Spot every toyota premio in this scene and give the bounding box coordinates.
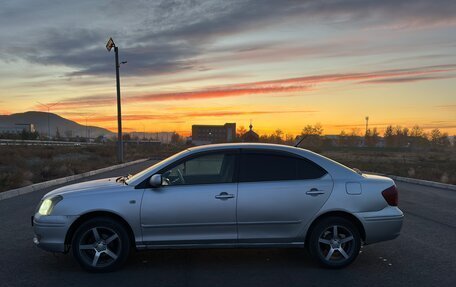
[32,143,403,272]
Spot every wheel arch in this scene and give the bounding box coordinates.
[304,210,366,246]
[64,211,136,251]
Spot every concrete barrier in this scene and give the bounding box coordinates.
[0,159,149,201]
[364,171,456,191]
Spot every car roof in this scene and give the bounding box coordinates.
[186,143,360,179]
[187,142,303,153]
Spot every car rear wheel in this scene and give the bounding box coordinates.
[308,217,361,268]
[71,217,130,272]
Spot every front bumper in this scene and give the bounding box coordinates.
[32,214,76,253]
[355,206,404,244]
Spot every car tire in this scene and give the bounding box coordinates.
[71,217,130,272]
[308,216,361,268]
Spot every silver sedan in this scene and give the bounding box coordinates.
[32,143,403,271]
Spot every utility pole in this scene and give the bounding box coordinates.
[37,101,59,140]
[106,38,125,163]
[365,116,369,134]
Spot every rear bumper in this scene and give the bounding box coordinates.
[32,214,76,253]
[355,206,404,244]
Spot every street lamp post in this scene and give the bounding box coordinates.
[106,37,124,163]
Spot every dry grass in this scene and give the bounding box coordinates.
[321,148,456,185]
[0,143,184,192]
[0,144,454,192]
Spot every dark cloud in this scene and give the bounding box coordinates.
[1,0,455,78]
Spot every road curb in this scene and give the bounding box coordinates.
[0,159,149,201]
[364,171,456,191]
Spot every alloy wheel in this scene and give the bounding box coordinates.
[317,225,355,263]
[78,226,122,268]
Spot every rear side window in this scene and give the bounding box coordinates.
[297,158,327,179]
[239,152,326,182]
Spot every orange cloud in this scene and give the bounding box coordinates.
[243,65,456,86]
[43,64,456,110]
[128,85,311,103]
[33,96,116,111]
[73,109,315,124]
[129,64,456,103]
[359,75,455,84]
[183,109,315,118]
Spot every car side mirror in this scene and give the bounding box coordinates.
[149,174,163,188]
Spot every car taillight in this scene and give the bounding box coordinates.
[382,185,398,206]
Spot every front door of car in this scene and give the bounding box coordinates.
[237,150,333,243]
[140,150,238,244]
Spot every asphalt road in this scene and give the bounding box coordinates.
[0,160,455,287]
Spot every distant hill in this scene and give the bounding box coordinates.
[0,111,113,138]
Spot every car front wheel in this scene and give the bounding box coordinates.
[71,217,130,272]
[308,217,361,268]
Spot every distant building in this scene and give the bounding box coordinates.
[241,122,259,142]
[0,123,35,134]
[192,123,236,145]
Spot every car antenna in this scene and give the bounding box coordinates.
[294,135,307,147]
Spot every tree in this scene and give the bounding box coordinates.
[410,125,425,138]
[343,128,361,147]
[338,130,349,147]
[384,125,395,147]
[302,123,323,137]
[271,129,284,143]
[236,126,247,139]
[430,128,450,147]
[274,129,283,139]
[122,133,131,141]
[430,128,441,144]
[365,128,379,147]
[284,134,294,145]
[409,125,429,149]
[171,132,183,144]
[297,123,324,151]
[395,126,409,147]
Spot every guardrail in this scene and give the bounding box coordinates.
[364,171,456,191]
[0,139,100,146]
[0,158,150,201]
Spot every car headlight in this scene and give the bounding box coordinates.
[38,195,63,215]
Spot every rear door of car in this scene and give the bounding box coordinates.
[237,149,333,243]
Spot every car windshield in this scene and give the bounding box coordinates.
[125,149,189,184]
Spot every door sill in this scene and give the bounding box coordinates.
[136,241,304,250]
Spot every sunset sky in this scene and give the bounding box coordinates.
[0,0,455,136]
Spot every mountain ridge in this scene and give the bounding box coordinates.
[0,111,113,138]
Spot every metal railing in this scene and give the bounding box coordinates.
[0,139,100,146]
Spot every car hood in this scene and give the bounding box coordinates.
[44,177,126,199]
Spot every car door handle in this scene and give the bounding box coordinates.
[215,192,235,200]
[306,188,325,196]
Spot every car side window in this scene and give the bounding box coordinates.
[161,153,236,186]
[239,152,326,182]
[296,158,327,179]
